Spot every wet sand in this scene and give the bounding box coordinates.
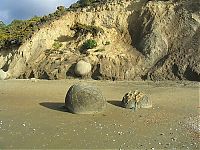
[0,79,199,149]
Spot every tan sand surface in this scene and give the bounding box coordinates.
[0,79,199,149]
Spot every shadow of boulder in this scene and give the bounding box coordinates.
[39,102,71,113]
[107,100,123,108]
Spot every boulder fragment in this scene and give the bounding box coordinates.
[121,90,152,111]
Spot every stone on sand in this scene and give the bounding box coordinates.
[121,90,152,111]
[65,82,106,114]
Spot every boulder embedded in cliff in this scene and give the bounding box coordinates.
[2,0,199,81]
[65,83,106,114]
[0,69,7,80]
[74,60,92,77]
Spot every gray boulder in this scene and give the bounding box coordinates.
[0,69,7,80]
[74,60,92,77]
[121,90,152,111]
[65,83,106,114]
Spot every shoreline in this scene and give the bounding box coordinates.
[0,79,199,149]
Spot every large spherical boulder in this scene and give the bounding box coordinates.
[65,83,106,114]
[0,69,7,80]
[74,60,92,77]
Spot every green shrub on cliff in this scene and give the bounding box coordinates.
[0,21,6,28]
[71,23,104,37]
[80,39,97,53]
[83,39,97,49]
[70,0,104,9]
[79,0,96,6]
[52,41,63,50]
[104,41,110,45]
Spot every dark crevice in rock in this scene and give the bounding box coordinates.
[66,63,76,78]
[39,71,50,80]
[153,54,170,69]
[141,74,148,81]
[111,76,116,81]
[91,64,102,80]
[127,2,146,54]
[172,64,181,80]
[1,63,9,72]
[28,70,35,78]
[184,66,200,81]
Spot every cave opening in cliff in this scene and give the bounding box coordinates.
[172,64,182,80]
[91,64,102,80]
[184,66,200,82]
[40,71,50,80]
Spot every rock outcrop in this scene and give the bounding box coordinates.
[0,69,7,80]
[137,0,200,81]
[0,0,199,81]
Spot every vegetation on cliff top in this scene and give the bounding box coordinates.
[0,16,41,50]
[70,0,106,9]
[0,5,70,50]
[0,0,107,51]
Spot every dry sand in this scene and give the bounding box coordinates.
[0,79,199,149]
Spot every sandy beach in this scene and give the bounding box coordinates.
[0,79,199,149]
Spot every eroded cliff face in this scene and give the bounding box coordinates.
[136,0,200,81]
[0,0,199,81]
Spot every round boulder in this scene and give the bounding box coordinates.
[74,60,92,77]
[65,83,106,114]
[0,69,7,80]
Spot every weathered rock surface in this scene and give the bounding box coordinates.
[65,83,106,114]
[136,0,200,81]
[0,69,7,80]
[121,90,152,111]
[0,0,199,81]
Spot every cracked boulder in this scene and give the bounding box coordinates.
[65,82,106,114]
[121,90,152,111]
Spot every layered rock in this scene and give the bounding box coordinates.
[0,0,199,81]
[137,0,200,81]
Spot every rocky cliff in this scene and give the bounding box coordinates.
[0,0,199,81]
